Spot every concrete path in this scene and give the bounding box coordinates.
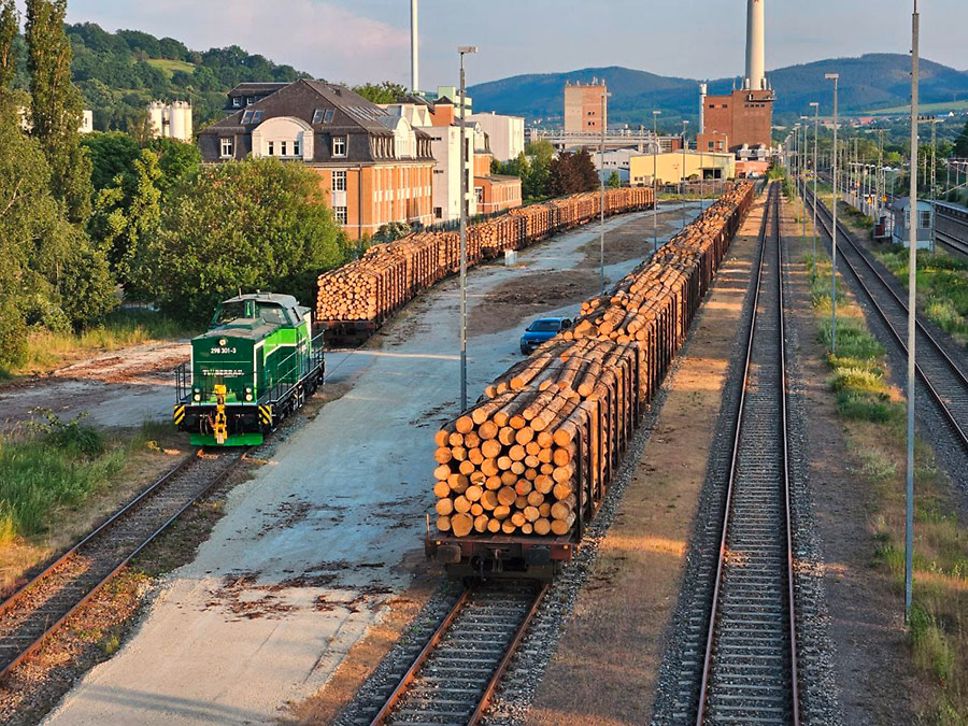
[44,207,699,725]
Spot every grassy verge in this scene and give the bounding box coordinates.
[874,249,968,350]
[3,309,194,379]
[806,253,968,724]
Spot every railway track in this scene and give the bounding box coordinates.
[802,183,968,454]
[369,580,548,725]
[692,183,800,724]
[0,449,245,679]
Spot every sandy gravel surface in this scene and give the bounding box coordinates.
[42,210,697,726]
[0,341,189,431]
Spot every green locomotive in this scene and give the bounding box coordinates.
[174,293,324,446]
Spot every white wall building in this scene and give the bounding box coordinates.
[385,102,483,223]
[19,107,94,134]
[147,101,193,142]
[468,111,524,162]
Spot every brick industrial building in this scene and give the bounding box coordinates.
[701,0,775,155]
[564,79,608,135]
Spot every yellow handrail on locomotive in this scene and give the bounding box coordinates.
[211,384,228,445]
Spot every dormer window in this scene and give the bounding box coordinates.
[232,96,242,108]
[332,135,347,157]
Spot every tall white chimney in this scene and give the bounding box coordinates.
[699,82,707,133]
[410,0,419,94]
[745,0,766,91]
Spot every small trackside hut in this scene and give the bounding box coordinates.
[174,293,324,446]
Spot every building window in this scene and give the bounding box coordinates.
[312,109,324,124]
[293,139,301,156]
[332,170,346,192]
[334,206,347,224]
[232,97,242,108]
[324,109,335,124]
[919,210,931,229]
[281,141,288,156]
[434,207,442,219]
[267,141,274,156]
[220,137,233,158]
[333,135,347,157]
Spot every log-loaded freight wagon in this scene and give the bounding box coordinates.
[173,293,324,446]
[317,187,655,345]
[425,182,755,580]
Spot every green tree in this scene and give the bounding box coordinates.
[0,0,16,98]
[954,120,968,159]
[523,139,554,200]
[148,137,201,197]
[26,0,93,224]
[90,148,161,288]
[81,130,140,190]
[139,158,348,323]
[352,81,409,104]
[607,171,621,188]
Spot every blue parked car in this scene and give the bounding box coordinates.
[519,317,572,354]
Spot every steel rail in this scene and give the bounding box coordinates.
[696,184,800,724]
[370,582,548,726]
[804,182,968,453]
[0,449,246,679]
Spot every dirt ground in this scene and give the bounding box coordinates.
[469,207,690,337]
[781,200,919,724]
[524,195,767,725]
[574,207,684,268]
[0,340,189,433]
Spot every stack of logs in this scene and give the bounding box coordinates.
[317,187,655,327]
[433,181,756,538]
[433,338,638,538]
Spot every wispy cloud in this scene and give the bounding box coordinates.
[62,0,410,84]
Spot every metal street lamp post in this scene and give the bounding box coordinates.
[599,91,611,293]
[458,45,477,412]
[681,120,688,229]
[904,0,920,625]
[810,101,820,260]
[825,72,840,354]
[653,110,661,255]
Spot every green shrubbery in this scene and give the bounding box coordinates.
[876,249,968,348]
[0,414,123,543]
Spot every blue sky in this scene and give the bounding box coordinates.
[58,1,967,88]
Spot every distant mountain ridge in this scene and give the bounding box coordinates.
[468,54,968,125]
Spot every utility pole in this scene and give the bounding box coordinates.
[811,101,820,259]
[826,72,840,353]
[653,110,661,255]
[457,45,477,412]
[904,0,919,626]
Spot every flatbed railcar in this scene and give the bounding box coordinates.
[174,293,324,446]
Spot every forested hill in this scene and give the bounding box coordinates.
[469,54,968,125]
[11,23,312,132]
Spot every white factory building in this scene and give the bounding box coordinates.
[468,111,525,162]
[147,101,193,142]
